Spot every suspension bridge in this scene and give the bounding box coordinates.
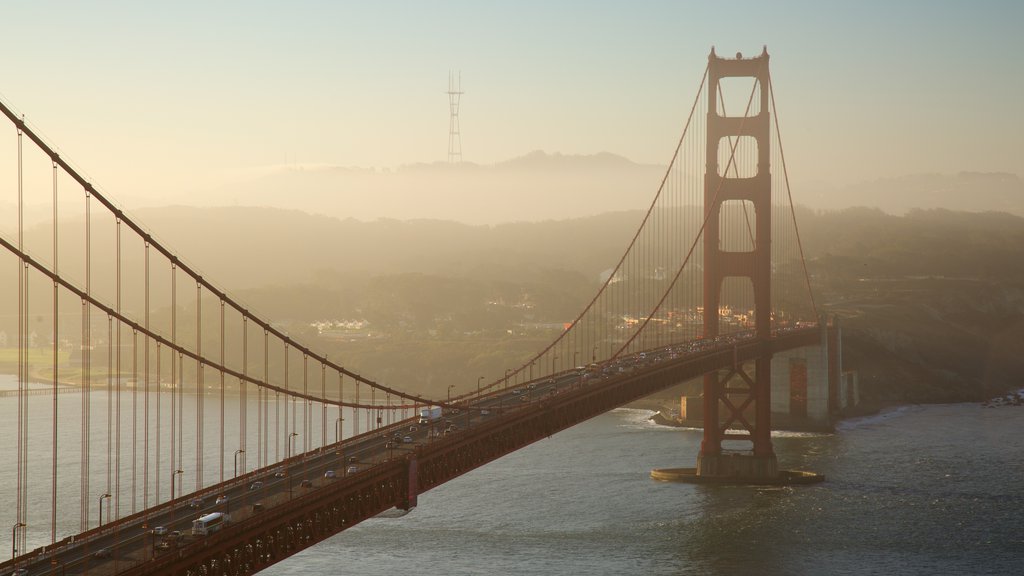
[1,48,830,575]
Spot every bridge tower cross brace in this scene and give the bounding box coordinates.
[697,47,777,479]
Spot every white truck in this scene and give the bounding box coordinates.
[418,406,442,424]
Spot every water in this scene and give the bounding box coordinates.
[2,377,1022,575]
[261,405,1024,576]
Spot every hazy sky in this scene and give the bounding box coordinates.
[2,0,1022,210]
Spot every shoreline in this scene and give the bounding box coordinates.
[629,388,1024,434]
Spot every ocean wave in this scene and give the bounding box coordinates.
[836,405,919,431]
[770,430,830,438]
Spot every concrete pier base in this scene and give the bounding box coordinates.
[697,452,779,478]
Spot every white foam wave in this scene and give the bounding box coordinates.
[836,405,918,431]
[770,430,830,438]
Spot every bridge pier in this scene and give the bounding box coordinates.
[696,452,777,478]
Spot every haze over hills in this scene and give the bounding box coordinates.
[4,152,1020,229]
[205,151,1024,224]
[212,151,667,225]
[803,171,1024,217]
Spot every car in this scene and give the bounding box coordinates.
[511,389,522,395]
[300,479,313,488]
[188,498,203,509]
[452,408,460,415]
[168,530,182,540]
[155,540,171,551]
[348,456,357,463]
[94,547,112,558]
[274,470,286,478]
[527,383,537,389]
[249,481,264,490]
[402,436,413,443]
[346,465,359,474]
[520,395,529,402]
[215,495,229,505]
[480,409,490,416]
[409,425,418,432]
[151,525,168,536]
[385,441,395,448]
[324,470,336,479]
[251,503,264,513]
[11,569,28,576]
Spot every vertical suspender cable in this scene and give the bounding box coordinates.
[178,351,183,484]
[263,329,269,470]
[196,282,202,492]
[155,341,160,504]
[131,328,137,514]
[241,317,248,474]
[81,190,91,531]
[321,362,326,450]
[170,264,176,494]
[51,160,59,543]
[303,354,308,453]
[16,119,25,553]
[219,300,225,485]
[144,242,150,511]
[354,381,360,436]
[22,253,29,553]
[283,344,289,458]
[115,217,122,520]
[106,314,112,522]
[342,373,350,438]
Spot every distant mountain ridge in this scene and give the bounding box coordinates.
[804,171,1023,216]
[217,155,1021,224]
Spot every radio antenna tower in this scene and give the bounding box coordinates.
[447,70,464,163]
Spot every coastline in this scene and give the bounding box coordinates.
[630,388,1024,434]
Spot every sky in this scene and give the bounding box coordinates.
[1,0,1022,212]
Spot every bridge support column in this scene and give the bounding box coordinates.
[652,47,821,486]
[698,47,776,481]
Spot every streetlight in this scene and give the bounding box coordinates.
[476,376,484,403]
[447,384,455,403]
[551,355,559,377]
[504,368,512,390]
[592,345,598,362]
[233,449,245,478]
[98,493,111,527]
[170,469,183,501]
[288,432,299,459]
[11,522,24,559]
[573,351,579,368]
[335,416,344,443]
